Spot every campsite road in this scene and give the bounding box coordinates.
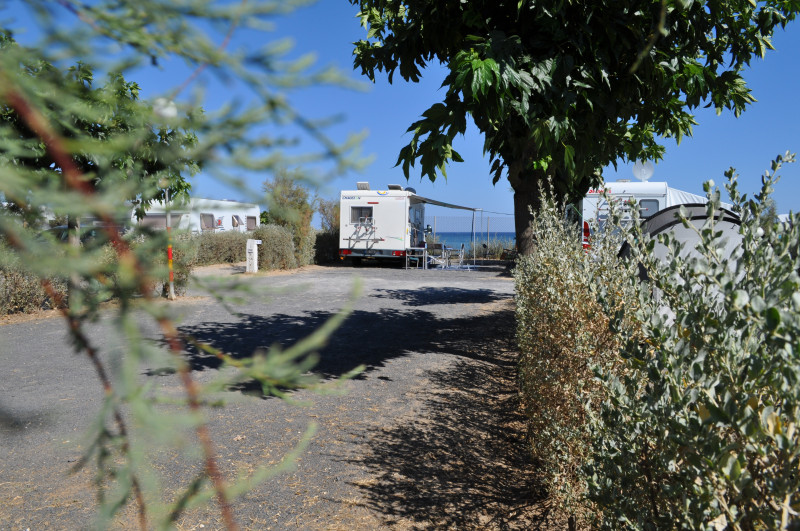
[0,263,545,529]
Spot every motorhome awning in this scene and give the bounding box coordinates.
[411,194,476,211]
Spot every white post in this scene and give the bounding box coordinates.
[246,239,262,273]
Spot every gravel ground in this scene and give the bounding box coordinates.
[0,262,551,530]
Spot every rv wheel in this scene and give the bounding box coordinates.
[351,257,362,267]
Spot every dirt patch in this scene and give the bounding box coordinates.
[192,262,328,278]
[0,307,63,326]
[0,264,328,326]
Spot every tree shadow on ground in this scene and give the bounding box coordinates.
[370,287,504,306]
[151,288,511,394]
[344,308,554,529]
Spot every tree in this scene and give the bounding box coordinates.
[263,169,315,265]
[316,197,340,233]
[0,33,198,226]
[350,0,798,254]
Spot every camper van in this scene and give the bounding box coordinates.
[135,198,260,233]
[339,183,426,264]
[579,180,708,248]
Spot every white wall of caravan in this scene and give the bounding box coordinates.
[134,198,260,233]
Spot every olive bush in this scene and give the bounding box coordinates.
[253,224,297,271]
[587,153,800,530]
[514,187,640,524]
[296,224,317,267]
[194,230,247,265]
[0,240,69,314]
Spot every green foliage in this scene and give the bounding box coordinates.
[0,240,68,314]
[314,228,340,264]
[0,1,363,527]
[316,197,340,233]
[587,153,800,529]
[263,169,315,266]
[136,234,198,296]
[514,185,640,523]
[194,231,248,266]
[253,224,298,271]
[350,0,799,253]
[0,35,198,223]
[296,222,317,267]
[469,236,515,259]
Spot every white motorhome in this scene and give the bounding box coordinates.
[339,183,425,264]
[339,182,475,265]
[579,180,708,248]
[135,197,260,233]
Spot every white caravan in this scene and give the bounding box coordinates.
[339,182,474,264]
[578,180,709,248]
[135,197,260,233]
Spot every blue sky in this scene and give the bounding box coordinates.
[5,2,800,220]
[248,2,800,217]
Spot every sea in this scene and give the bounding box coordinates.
[431,231,516,250]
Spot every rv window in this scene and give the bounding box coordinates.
[232,215,243,227]
[639,199,659,218]
[200,213,215,231]
[351,206,373,223]
[246,216,257,230]
[139,214,167,229]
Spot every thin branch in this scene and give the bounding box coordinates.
[169,0,247,100]
[0,229,148,531]
[629,0,668,75]
[0,73,238,529]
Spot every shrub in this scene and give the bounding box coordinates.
[514,188,639,524]
[469,236,515,259]
[587,154,800,529]
[0,242,69,315]
[121,232,198,297]
[194,230,248,266]
[314,229,339,264]
[296,224,316,267]
[253,224,297,270]
[263,170,315,266]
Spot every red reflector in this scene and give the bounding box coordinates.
[367,201,379,204]
[582,222,591,250]
[392,251,406,257]
[340,249,352,255]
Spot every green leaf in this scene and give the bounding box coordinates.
[765,307,780,331]
[731,290,749,309]
[563,144,575,171]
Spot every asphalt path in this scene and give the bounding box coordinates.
[0,263,545,530]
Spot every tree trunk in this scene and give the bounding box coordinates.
[508,172,544,256]
[68,214,80,310]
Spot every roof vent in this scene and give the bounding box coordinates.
[387,184,403,190]
[405,187,416,194]
[356,182,370,190]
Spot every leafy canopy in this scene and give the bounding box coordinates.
[0,33,198,223]
[351,0,798,202]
